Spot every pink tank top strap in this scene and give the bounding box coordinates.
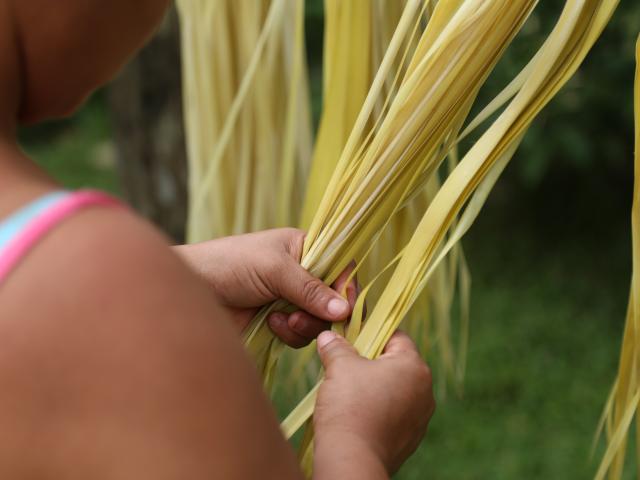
[0,190,123,285]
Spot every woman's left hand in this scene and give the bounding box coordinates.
[174,228,358,348]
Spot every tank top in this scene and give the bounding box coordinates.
[0,190,121,285]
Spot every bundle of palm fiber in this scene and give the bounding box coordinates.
[244,0,536,383]
[177,0,468,391]
[177,0,313,241]
[291,0,468,395]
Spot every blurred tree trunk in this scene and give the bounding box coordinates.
[108,8,188,242]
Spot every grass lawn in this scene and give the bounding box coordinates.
[398,198,630,479]
[22,99,634,479]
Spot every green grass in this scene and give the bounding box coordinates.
[397,172,632,479]
[22,100,634,479]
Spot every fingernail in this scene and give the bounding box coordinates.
[327,297,349,317]
[317,330,338,349]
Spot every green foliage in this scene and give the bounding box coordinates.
[18,95,120,194]
[510,2,638,187]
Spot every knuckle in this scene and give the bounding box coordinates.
[283,228,306,260]
[301,277,325,306]
[419,367,433,390]
[419,363,433,384]
[323,343,356,366]
[406,358,432,385]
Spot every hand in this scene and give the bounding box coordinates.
[174,228,358,348]
[313,331,435,475]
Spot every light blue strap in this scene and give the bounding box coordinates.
[0,191,69,253]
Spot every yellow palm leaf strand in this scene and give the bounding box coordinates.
[299,0,373,229]
[287,0,433,390]
[277,0,311,226]
[596,34,640,480]
[359,141,466,379]
[178,0,312,242]
[177,0,222,241]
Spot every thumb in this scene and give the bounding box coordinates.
[317,331,359,370]
[275,259,351,321]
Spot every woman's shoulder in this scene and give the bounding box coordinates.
[0,203,223,332]
[0,204,291,478]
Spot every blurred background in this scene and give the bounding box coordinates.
[18,2,640,478]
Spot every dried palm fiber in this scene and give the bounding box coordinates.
[282,0,379,392]
[280,0,619,469]
[367,0,470,391]
[299,0,426,229]
[365,5,470,386]
[594,35,640,480]
[177,0,312,241]
[298,0,373,230]
[244,0,538,385]
[282,0,466,395]
[177,0,468,392]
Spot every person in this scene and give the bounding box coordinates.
[0,1,436,478]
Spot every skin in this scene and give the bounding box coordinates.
[175,230,360,347]
[0,1,436,479]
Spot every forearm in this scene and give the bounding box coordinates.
[313,431,388,480]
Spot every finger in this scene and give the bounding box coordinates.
[317,331,360,370]
[287,311,331,339]
[274,258,351,322]
[332,261,358,309]
[268,312,312,349]
[381,330,420,356]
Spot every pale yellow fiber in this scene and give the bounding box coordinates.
[595,34,640,480]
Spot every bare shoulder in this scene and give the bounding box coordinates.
[0,204,215,336]
[0,206,299,479]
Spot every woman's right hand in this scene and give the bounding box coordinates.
[313,330,435,477]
